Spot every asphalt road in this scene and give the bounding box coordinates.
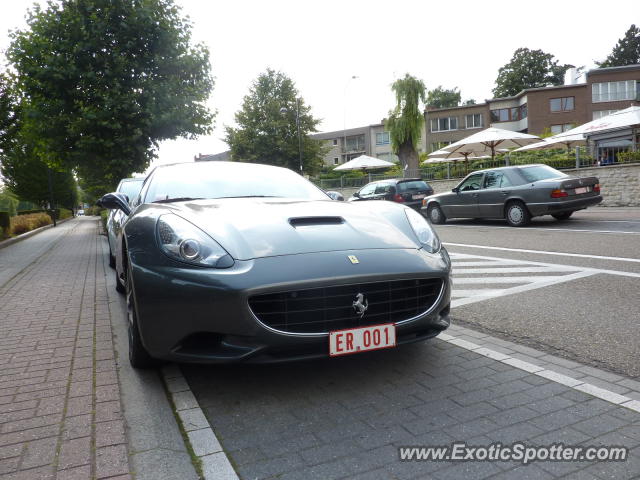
[433,207,640,377]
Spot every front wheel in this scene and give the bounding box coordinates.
[552,211,573,221]
[505,201,531,227]
[126,263,159,369]
[428,204,446,224]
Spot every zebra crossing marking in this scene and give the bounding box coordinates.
[448,252,597,308]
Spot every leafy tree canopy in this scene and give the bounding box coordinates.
[385,74,426,174]
[599,24,640,67]
[7,0,214,191]
[225,69,326,175]
[426,86,461,109]
[492,48,573,98]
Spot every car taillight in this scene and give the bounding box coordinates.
[393,194,405,203]
[593,183,600,193]
[550,189,568,198]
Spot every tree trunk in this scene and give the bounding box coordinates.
[398,142,420,177]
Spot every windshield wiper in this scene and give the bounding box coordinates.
[153,197,204,204]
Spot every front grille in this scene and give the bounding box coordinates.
[249,278,443,334]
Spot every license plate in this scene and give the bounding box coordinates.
[574,186,589,194]
[329,324,396,357]
[412,194,426,200]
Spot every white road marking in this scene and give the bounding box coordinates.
[451,271,596,308]
[451,289,506,298]
[438,224,640,235]
[445,242,640,264]
[437,332,640,413]
[453,266,581,274]
[453,276,569,284]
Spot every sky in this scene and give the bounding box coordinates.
[0,0,637,174]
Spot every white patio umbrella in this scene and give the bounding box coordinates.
[442,127,541,160]
[553,106,640,138]
[513,133,586,153]
[333,154,395,171]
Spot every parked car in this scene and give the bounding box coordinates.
[422,164,602,227]
[105,177,145,268]
[77,209,84,216]
[349,178,434,210]
[99,161,451,368]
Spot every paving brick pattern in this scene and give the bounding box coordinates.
[184,340,640,480]
[0,220,132,479]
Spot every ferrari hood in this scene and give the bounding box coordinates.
[165,198,420,260]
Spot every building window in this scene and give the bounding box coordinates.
[375,132,390,145]
[550,124,573,134]
[333,157,339,165]
[550,97,575,112]
[332,139,338,146]
[465,114,483,129]
[430,117,458,132]
[593,109,620,120]
[592,80,636,103]
[490,108,510,122]
[430,141,451,152]
[490,104,527,123]
[345,134,365,152]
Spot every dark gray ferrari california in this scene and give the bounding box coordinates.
[422,164,602,227]
[99,161,451,368]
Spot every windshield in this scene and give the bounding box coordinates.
[519,165,567,183]
[398,180,429,192]
[144,162,329,203]
[118,179,144,201]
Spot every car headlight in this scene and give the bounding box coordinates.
[405,208,441,253]
[156,214,233,268]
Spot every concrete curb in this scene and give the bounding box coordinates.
[440,325,640,414]
[162,364,240,480]
[0,216,74,250]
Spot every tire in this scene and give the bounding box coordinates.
[505,201,531,227]
[428,204,446,224]
[115,267,126,294]
[126,262,159,369]
[108,246,116,269]
[552,211,574,221]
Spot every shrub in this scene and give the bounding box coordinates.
[10,212,53,236]
[617,151,640,163]
[0,212,10,238]
[100,210,108,233]
[58,208,73,219]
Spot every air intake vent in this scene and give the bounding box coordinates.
[289,216,344,227]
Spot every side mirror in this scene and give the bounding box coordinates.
[452,187,459,193]
[98,192,131,216]
[352,192,360,198]
[325,191,345,201]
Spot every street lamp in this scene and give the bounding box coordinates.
[343,75,358,163]
[280,98,303,175]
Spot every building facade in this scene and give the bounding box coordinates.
[424,64,640,152]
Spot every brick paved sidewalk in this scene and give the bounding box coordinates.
[0,219,131,479]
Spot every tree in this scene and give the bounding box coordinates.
[385,74,426,175]
[225,69,326,175]
[426,86,461,109]
[493,48,573,98]
[463,99,477,106]
[1,146,78,210]
[0,74,18,157]
[600,24,640,67]
[7,0,214,191]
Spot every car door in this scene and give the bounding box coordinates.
[477,171,513,218]
[354,183,378,201]
[447,173,484,218]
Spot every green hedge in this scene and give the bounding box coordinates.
[0,212,10,239]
